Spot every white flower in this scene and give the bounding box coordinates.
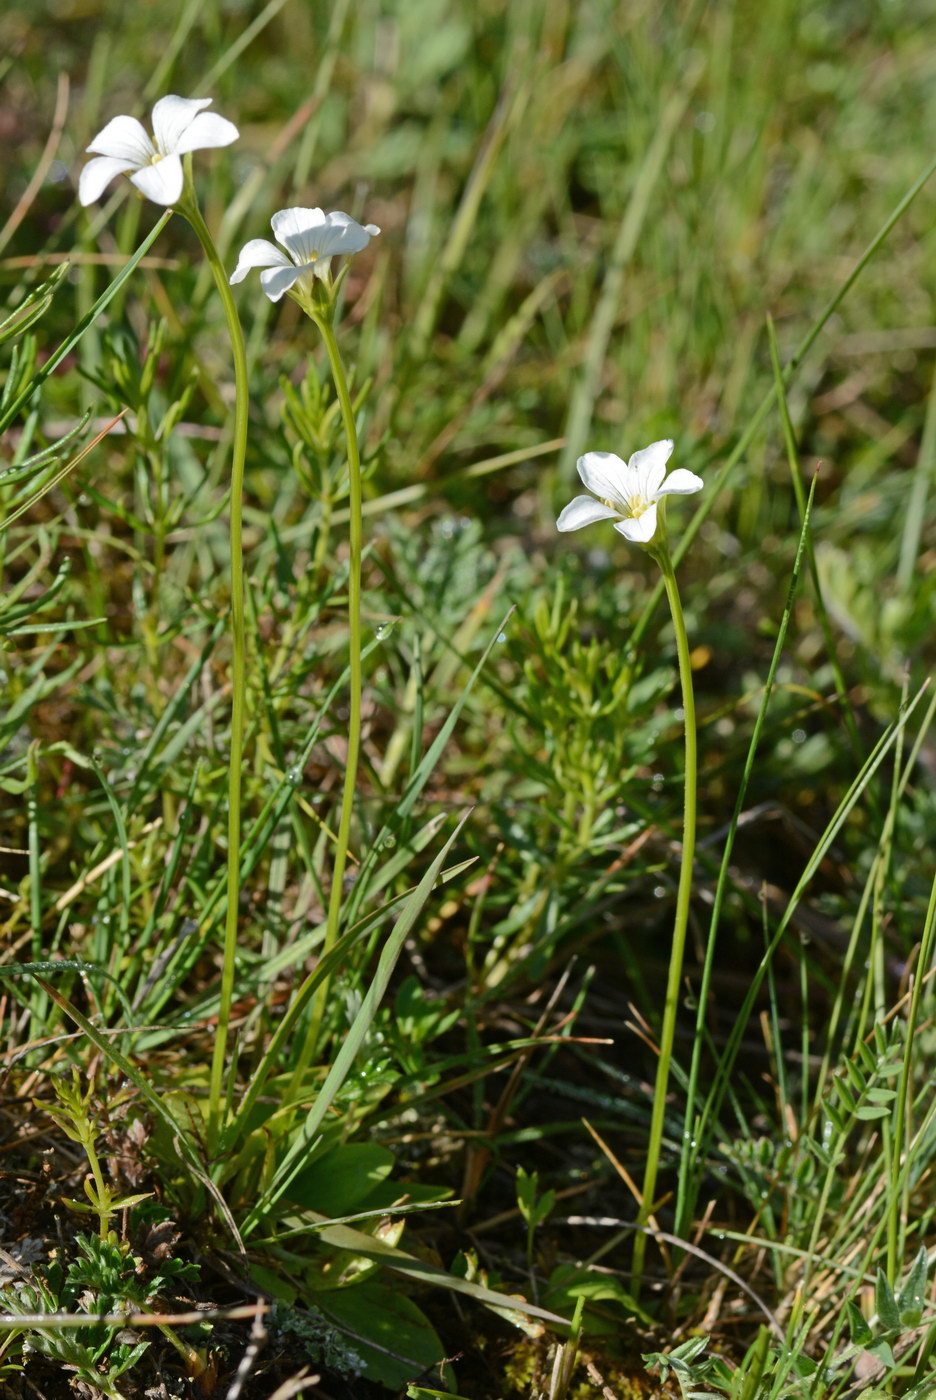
[556,439,703,544]
[79,95,238,207]
[229,207,380,302]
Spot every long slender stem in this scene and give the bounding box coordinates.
[632,540,698,1288]
[181,195,250,1149]
[888,866,936,1280]
[299,313,364,1064]
[674,466,819,1238]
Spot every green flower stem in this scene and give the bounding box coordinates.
[295,307,364,1072]
[85,1133,111,1240]
[178,192,250,1149]
[318,318,364,946]
[889,864,936,1279]
[632,535,698,1289]
[156,1323,206,1378]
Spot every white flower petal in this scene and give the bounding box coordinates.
[616,503,658,543]
[271,206,326,239]
[174,110,239,154]
[229,239,291,285]
[657,468,704,497]
[269,207,379,266]
[259,263,307,302]
[130,156,184,206]
[556,495,621,532]
[86,114,153,165]
[576,452,630,510]
[314,212,380,257]
[151,95,212,154]
[271,207,327,263]
[78,155,136,205]
[628,439,673,499]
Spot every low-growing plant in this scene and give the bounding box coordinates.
[4,4,936,1396]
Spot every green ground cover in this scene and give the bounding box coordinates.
[2,1,936,1396]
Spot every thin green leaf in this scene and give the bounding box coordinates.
[243,811,473,1230]
[0,218,171,436]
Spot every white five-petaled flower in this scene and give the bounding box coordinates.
[78,95,239,208]
[229,207,381,302]
[556,439,703,545]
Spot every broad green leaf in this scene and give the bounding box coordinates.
[875,1268,901,1332]
[249,1264,297,1304]
[544,1261,653,1331]
[319,1280,451,1391]
[286,1143,396,1217]
[407,1389,472,1400]
[867,1337,896,1370]
[898,1246,929,1327]
[847,1300,873,1346]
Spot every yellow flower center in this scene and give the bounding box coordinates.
[601,492,647,519]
